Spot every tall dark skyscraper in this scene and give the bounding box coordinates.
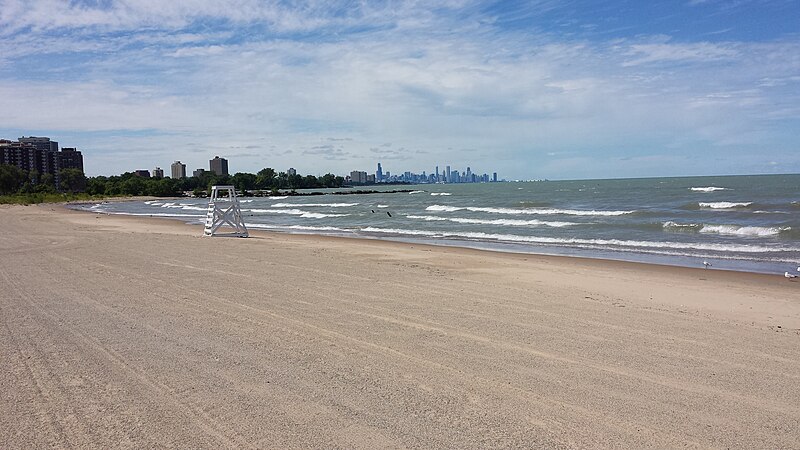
[376,162,383,181]
[209,156,229,176]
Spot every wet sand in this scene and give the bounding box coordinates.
[1,204,799,448]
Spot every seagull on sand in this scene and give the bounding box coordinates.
[703,261,712,269]
[785,272,797,279]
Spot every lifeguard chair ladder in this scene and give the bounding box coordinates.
[203,185,249,237]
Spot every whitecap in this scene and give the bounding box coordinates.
[699,225,789,237]
[244,208,348,219]
[271,202,358,208]
[690,187,728,192]
[247,223,348,232]
[360,227,797,253]
[430,192,452,196]
[406,215,578,228]
[425,204,633,216]
[698,202,752,209]
[408,190,425,194]
[377,205,389,208]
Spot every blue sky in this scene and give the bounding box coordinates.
[1,0,798,179]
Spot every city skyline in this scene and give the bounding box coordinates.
[1,2,798,179]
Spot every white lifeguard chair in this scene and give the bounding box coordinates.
[203,185,249,237]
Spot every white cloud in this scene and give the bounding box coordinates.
[0,1,798,178]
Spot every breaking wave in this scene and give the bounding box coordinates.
[664,221,789,237]
[430,192,452,196]
[425,204,633,216]
[271,202,358,208]
[406,215,579,228]
[360,227,796,253]
[244,208,348,219]
[690,186,729,192]
[698,202,753,209]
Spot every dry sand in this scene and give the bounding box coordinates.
[1,203,799,448]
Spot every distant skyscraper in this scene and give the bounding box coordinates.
[435,165,439,182]
[134,170,150,178]
[193,168,206,177]
[209,156,228,176]
[171,161,186,179]
[376,162,383,181]
[153,167,164,178]
[287,167,297,176]
[446,166,451,183]
[492,172,497,182]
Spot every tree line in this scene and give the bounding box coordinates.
[0,165,345,197]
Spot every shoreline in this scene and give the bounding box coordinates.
[66,200,794,277]
[57,202,800,328]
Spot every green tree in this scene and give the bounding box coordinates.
[0,164,26,194]
[60,168,87,193]
[232,172,257,192]
[35,173,57,193]
[255,168,276,189]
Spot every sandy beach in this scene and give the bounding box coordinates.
[2,203,799,448]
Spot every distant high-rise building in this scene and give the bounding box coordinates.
[134,170,150,178]
[287,167,297,176]
[171,161,186,179]
[19,136,58,152]
[193,168,206,177]
[2,138,83,189]
[209,156,228,176]
[376,163,383,181]
[153,167,164,178]
[435,165,439,182]
[465,167,472,182]
[349,170,368,184]
[59,148,83,173]
[492,172,497,182]
[446,166,451,183]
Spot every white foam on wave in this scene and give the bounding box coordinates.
[377,204,389,208]
[268,196,289,200]
[360,227,796,253]
[271,202,358,208]
[406,215,578,228]
[425,204,633,216]
[699,224,789,237]
[408,190,424,194]
[247,223,348,232]
[430,192,452,196]
[690,186,728,192]
[663,221,702,231]
[664,221,788,237]
[699,202,752,209]
[244,208,348,219]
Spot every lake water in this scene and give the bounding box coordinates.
[74,174,800,275]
